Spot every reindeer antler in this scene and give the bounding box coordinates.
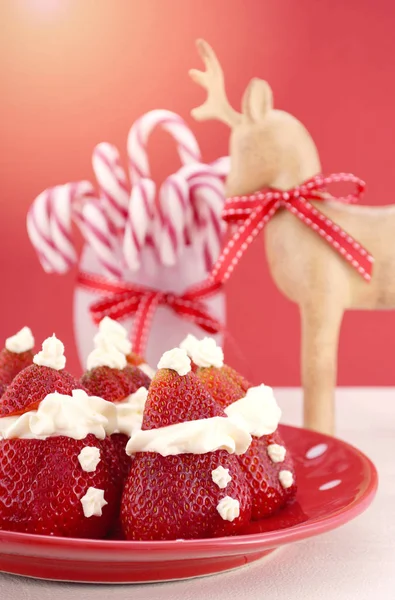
[189,39,241,128]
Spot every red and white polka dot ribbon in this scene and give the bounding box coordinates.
[194,173,373,292]
[77,271,222,356]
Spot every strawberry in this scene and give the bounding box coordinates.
[198,366,297,518]
[0,335,120,538]
[121,348,252,541]
[0,327,35,396]
[0,434,118,537]
[186,336,297,520]
[238,430,297,519]
[81,365,150,403]
[0,365,82,417]
[81,364,150,481]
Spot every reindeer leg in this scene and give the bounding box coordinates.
[300,301,345,435]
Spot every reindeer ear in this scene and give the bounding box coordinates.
[242,78,273,123]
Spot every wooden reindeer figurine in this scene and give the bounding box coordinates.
[189,39,395,435]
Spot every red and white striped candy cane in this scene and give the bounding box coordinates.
[127,109,202,184]
[27,181,96,274]
[123,178,156,271]
[157,172,190,266]
[125,110,202,268]
[92,142,130,232]
[79,200,123,279]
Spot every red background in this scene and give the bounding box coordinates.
[1,0,394,384]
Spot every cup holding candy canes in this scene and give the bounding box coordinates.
[28,110,229,369]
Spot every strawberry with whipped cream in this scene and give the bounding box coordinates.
[121,348,253,540]
[81,322,152,487]
[180,335,297,520]
[0,336,119,537]
[0,327,35,397]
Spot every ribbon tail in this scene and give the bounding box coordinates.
[288,198,374,280]
[132,293,161,357]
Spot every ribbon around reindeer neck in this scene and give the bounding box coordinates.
[77,272,222,357]
[199,172,374,288]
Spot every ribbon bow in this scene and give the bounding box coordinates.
[206,172,374,286]
[77,272,222,356]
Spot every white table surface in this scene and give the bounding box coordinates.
[0,387,393,600]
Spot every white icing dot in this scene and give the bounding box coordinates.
[211,466,232,489]
[216,496,240,522]
[305,443,328,460]
[319,479,341,491]
[78,447,101,473]
[80,487,107,518]
[279,470,294,489]
[267,444,286,463]
[157,348,191,376]
[33,335,66,370]
[5,327,34,353]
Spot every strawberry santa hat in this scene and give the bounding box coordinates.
[180,334,297,520]
[0,326,35,398]
[81,318,152,485]
[121,346,280,541]
[0,334,119,538]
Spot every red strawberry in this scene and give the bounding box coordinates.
[0,327,35,396]
[81,365,150,403]
[238,430,297,519]
[0,365,82,417]
[0,434,118,537]
[221,364,251,394]
[0,338,120,538]
[196,360,297,520]
[121,349,252,540]
[81,364,150,482]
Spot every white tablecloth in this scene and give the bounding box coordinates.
[1,388,393,600]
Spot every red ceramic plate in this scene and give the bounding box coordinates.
[0,425,377,584]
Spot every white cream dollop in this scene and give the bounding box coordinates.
[179,334,199,356]
[78,447,101,473]
[211,466,232,489]
[267,443,286,463]
[125,417,252,457]
[87,337,127,371]
[0,389,117,441]
[216,496,240,522]
[224,384,281,437]
[186,336,224,368]
[115,386,148,436]
[80,487,107,518]
[157,348,191,376]
[33,335,66,370]
[279,470,294,489]
[94,317,132,356]
[5,326,34,354]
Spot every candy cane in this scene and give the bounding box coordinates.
[92,143,130,232]
[27,181,96,274]
[123,178,156,271]
[157,172,190,265]
[79,201,123,279]
[127,110,202,184]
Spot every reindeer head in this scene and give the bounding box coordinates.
[189,40,321,196]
